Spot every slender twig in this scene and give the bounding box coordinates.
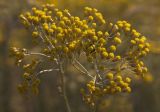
[36,68,59,77]
[72,63,87,74]
[25,52,51,58]
[94,60,102,80]
[72,62,94,79]
[59,61,72,112]
[37,26,52,50]
[74,59,89,74]
[40,26,55,49]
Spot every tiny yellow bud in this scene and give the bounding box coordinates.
[63,47,69,53]
[56,11,63,17]
[109,45,116,52]
[114,37,122,44]
[74,28,81,34]
[115,55,121,60]
[92,36,98,41]
[51,24,57,29]
[138,44,144,49]
[130,40,136,44]
[43,25,49,31]
[57,33,64,40]
[144,48,150,53]
[145,43,150,47]
[108,53,114,59]
[106,72,114,80]
[88,16,94,21]
[102,51,108,58]
[23,73,30,80]
[125,23,131,27]
[69,43,76,50]
[110,81,116,86]
[32,31,39,38]
[99,38,106,44]
[133,32,140,38]
[104,32,109,37]
[92,23,96,28]
[126,87,131,93]
[59,21,65,27]
[115,75,122,82]
[125,77,131,83]
[143,67,148,73]
[125,27,130,32]
[97,31,103,37]
[115,86,122,92]
[48,29,54,34]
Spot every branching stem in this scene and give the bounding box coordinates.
[72,61,94,79]
[36,68,59,77]
[25,52,50,58]
[59,61,72,112]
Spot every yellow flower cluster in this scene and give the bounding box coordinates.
[11,4,150,108]
[81,72,132,107]
[79,20,150,108]
[20,59,40,95]
[18,78,40,95]
[10,47,41,95]
[10,47,26,65]
[116,20,150,76]
[84,7,106,25]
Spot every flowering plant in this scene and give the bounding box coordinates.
[10,4,150,112]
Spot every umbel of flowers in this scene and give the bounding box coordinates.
[10,4,150,111]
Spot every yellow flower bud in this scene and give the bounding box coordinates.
[138,44,144,49]
[115,86,122,92]
[56,11,63,17]
[43,25,49,31]
[23,73,30,80]
[108,52,114,59]
[110,81,116,86]
[88,16,94,21]
[145,42,150,47]
[57,33,64,40]
[48,29,54,34]
[51,24,57,29]
[143,67,148,73]
[92,36,98,41]
[99,38,106,44]
[69,43,76,50]
[106,72,114,80]
[59,21,65,27]
[130,40,136,44]
[32,31,39,38]
[115,55,121,61]
[104,32,109,37]
[125,87,131,93]
[114,37,122,44]
[74,28,81,34]
[125,27,130,32]
[97,31,103,37]
[102,51,108,58]
[144,48,150,53]
[87,56,94,62]
[125,77,131,83]
[92,23,96,28]
[109,45,116,52]
[115,75,122,82]
[63,47,69,53]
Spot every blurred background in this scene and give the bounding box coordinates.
[0,0,160,112]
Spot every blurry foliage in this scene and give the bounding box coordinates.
[0,0,160,112]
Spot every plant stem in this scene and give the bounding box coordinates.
[59,62,72,112]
